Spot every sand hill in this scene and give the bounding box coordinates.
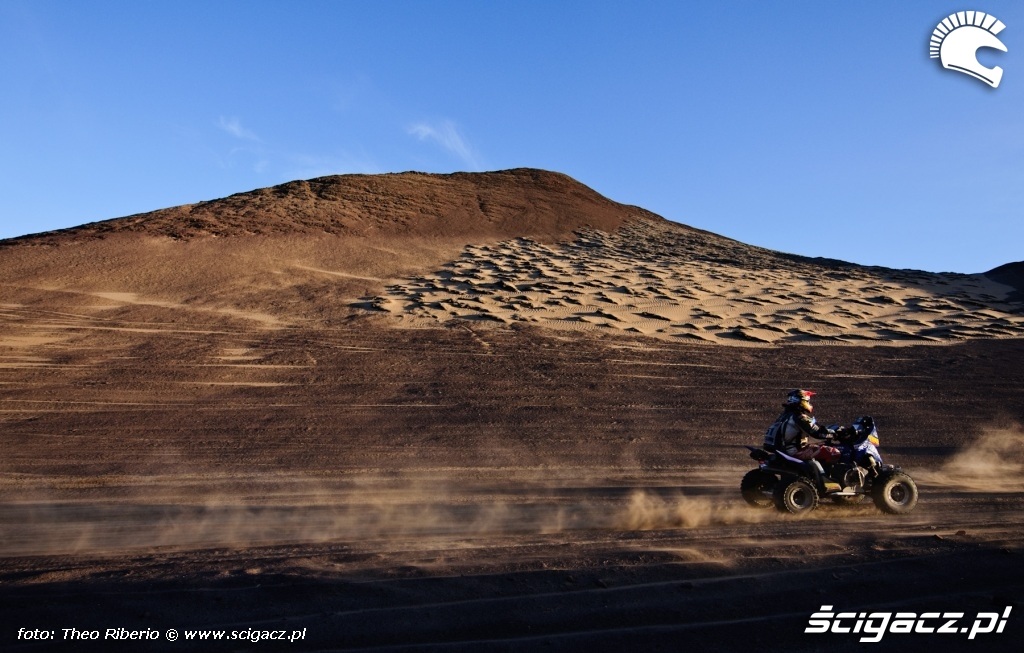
[2,168,1021,346]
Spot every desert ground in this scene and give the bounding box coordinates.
[1,170,1022,651]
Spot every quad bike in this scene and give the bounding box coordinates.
[741,416,918,516]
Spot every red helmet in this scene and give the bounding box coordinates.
[783,389,815,413]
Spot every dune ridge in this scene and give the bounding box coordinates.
[1,169,644,245]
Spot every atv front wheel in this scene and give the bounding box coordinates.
[773,477,819,515]
[741,469,776,508]
[872,472,919,514]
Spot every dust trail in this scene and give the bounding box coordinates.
[0,469,776,557]
[613,490,776,530]
[918,424,1024,492]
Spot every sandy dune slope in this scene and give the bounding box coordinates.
[369,218,1024,344]
[4,169,1021,348]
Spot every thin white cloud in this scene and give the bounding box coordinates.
[206,116,378,180]
[407,120,481,170]
[218,116,261,142]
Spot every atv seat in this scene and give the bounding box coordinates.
[774,449,806,465]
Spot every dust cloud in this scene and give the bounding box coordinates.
[918,423,1024,492]
[0,467,775,557]
[614,490,774,530]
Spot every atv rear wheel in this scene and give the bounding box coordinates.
[740,469,776,508]
[773,477,819,515]
[872,472,918,514]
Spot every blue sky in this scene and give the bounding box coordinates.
[0,1,1020,273]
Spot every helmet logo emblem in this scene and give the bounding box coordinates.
[930,11,1007,88]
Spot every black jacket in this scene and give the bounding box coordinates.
[764,409,830,452]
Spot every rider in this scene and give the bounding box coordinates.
[763,389,840,464]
